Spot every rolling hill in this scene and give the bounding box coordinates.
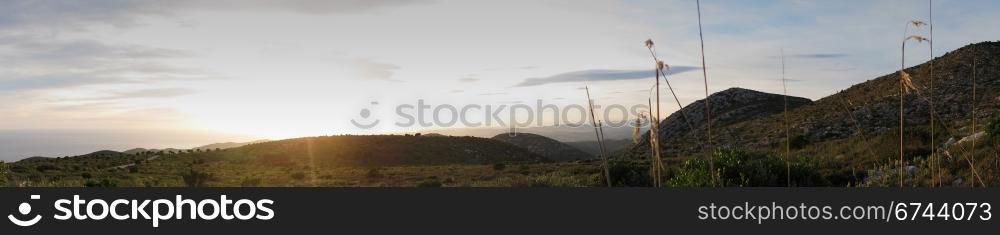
[197,135,548,166]
[628,41,1000,166]
[491,133,593,161]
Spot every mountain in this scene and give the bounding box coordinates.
[629,87,813,156]
[628,41,1000,163]
[491,133,593,161]
[566,139,633,156]
[198,135,548,166]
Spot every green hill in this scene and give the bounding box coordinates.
[491,133,593,161]
[198,135,548,166]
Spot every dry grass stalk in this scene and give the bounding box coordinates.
[928,0,938,187]
[899,20,928,187]
[696,0,715,186]
[781,50,791,187]
[969,59,979,187]
[585,86,612,187]
[647,99,659,184]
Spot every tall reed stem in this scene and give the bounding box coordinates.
[782,50,791,187]
[970,59,978,187]
[696,0,714,186]
[929,0,939,187]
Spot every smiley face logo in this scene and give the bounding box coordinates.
[8,195,42,227]
[350,101,380,129]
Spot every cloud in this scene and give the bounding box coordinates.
[478,92,508,96]
[458,77,479,82]
[70,88,198,101]
[0,0,428,31]
[450,89,464,93]
[771,53,850,59]
[513,67,700,87]
[0,36,212,92]
[351,59,401,81]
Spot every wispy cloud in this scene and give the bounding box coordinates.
[351,59,401,82]
[0,0,429,31]
[458,77,479,82]
[770,53,850,59]
[513,67,699,87]
[478,92,508,96]
[69,88,198,101]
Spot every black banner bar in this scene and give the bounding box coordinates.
[1,188,996,234]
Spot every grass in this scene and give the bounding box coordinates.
[585,87,612,187]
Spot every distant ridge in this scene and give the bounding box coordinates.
[491,133,593,161]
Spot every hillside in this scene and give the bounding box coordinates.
[629,87,813,156]
[193,140,271,151]
[198,135,548,166]
[491,133,593,161]
[566,139,633,156]
[726,41,1000,148]
[626,42,1000,172]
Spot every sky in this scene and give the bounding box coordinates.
[2,0,1000,160]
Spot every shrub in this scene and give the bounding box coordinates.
[291,172,307,181]
[80,172,93,179]
[667,148,829,187]
[182,168,214,187]
[0,161,7,185]
[790,135,809,150]
[492,163,506,171]
[605,159,651,187]
[35,164,60,172]
[240,177,262,187]
[84,179,118,187]
[366,168,382,178]
[987,115,1000,139]
[127,165,139,173]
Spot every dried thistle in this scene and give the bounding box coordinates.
[910,20,927,27]
[645,39,654,49]
[656,60,667,71]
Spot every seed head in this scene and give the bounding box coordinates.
[645,39,654,49]
[656,60,667,70]
[910,20,927,27]
[905,35,930,43]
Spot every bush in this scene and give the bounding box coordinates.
[240,177,262,187]
[35,164,60,172]
[366,168,382,178]
[182,168,214,187]
[80,172,93,179]
[987,115,1000,139]
[667,148,829,187]
[0,161,7,185]
[291,172,307,181]
[492,163,506,171]
[604,160,651,187]
[84,179,118,187]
